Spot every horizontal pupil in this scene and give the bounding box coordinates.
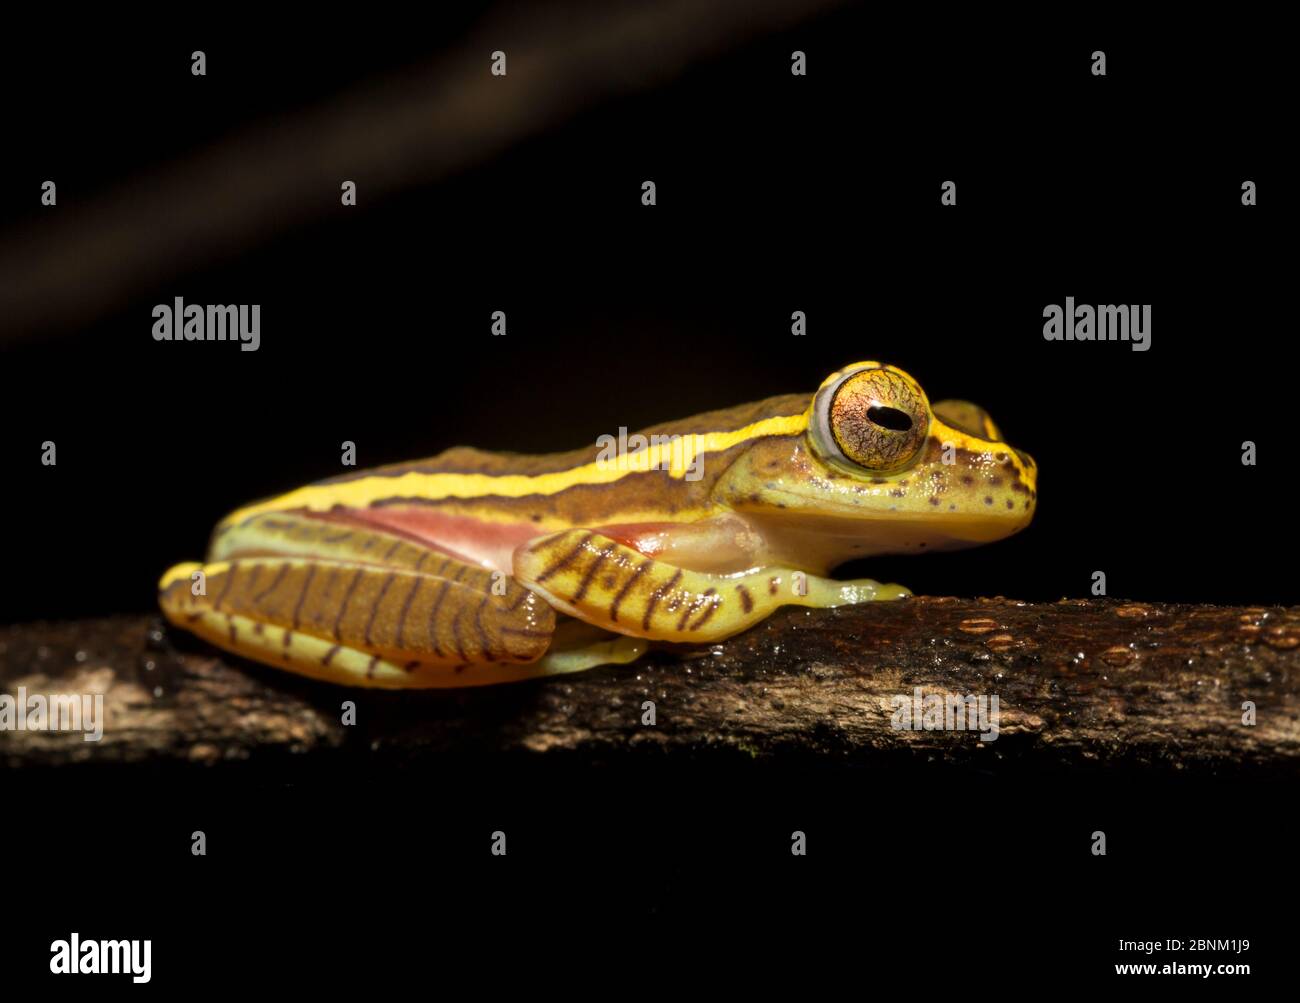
[867,405,912,432]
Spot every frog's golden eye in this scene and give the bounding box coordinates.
[811,366,931,473]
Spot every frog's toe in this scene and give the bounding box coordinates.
[535,627,648,675]
[815,577,911,605]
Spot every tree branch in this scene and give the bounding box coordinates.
[3,597,1298,773]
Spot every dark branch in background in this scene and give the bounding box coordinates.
[3,598,1298,772]
[0,0,844,342]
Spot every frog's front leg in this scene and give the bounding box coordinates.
[158,513,556,688]
[514,528,910,644]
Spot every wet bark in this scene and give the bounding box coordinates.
[3,597,1298,774]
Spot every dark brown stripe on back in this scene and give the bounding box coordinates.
[313,395,808,486]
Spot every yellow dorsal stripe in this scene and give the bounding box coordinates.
[220,412,812,527]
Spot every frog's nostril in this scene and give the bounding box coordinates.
[867,406,912,432]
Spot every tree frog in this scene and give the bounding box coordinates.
[159,362,1037,687]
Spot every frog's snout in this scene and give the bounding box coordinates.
[946,440,1037,538]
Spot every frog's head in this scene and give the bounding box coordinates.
[714,362,1037,567]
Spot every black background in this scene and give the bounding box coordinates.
[0,4,1290,990]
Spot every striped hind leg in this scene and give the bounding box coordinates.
[515,529,910,644]
[159,514,555,688]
